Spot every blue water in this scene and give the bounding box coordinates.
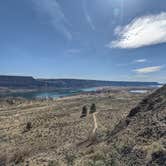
[1,84,162,99]
[2,87,98,99]
[80,87,99,92]
[130,90,148,94]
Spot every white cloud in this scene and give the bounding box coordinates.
[133,66,163,74]
[134,59,147,63]
[32,0,72,40]
[109,12,166,48]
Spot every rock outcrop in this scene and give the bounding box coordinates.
[108,85,166,165]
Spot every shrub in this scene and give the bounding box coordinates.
[80,106,88,118]
[7,98,14,105]
[64,153,76,166]
[23,122,32,132]
[90,103,96,114]
[48,160,60,166]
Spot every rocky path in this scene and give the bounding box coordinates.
[92,112,98,134]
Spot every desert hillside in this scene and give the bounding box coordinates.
[106,85,166,165]
[0,86,165,165]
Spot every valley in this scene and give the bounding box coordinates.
[1,86,165,165]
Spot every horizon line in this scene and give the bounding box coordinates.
[0,74,163,84]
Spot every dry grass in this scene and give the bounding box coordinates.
[0,88,149,165]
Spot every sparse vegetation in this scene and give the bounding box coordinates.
[0,86,165,165]
[48,160,60,166]
[64,152,76,166]
[6,98,14,105]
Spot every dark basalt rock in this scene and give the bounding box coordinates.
[147,150,166,166]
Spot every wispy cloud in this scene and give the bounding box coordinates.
[117,59,147,67]
[108,12,166,48]
[134,59,147,63]
[67,49,80,54]
[133,66,163,74]
[32,0,72,40]
[82,1,95,30]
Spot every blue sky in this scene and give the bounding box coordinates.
[0,0,166,83]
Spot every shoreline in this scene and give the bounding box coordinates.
[0,86,158,100]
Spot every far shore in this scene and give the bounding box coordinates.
[0,85,159,100]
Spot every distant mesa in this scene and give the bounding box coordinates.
[0,75,162,90]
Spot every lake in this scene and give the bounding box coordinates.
[1,85,162,99]
[130,90,148,94]
[1,87,98,99]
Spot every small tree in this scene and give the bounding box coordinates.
[80,105,88,118]
[25,122,32,132]
[90,103,96,114]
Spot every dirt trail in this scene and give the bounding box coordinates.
[92,112,98,134]
[77,112,99,148]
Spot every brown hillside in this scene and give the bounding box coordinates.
[107,85,166,165]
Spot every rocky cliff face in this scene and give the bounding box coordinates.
[108,85,166,165]
[0,75,161,90]
[0,76,42,88]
